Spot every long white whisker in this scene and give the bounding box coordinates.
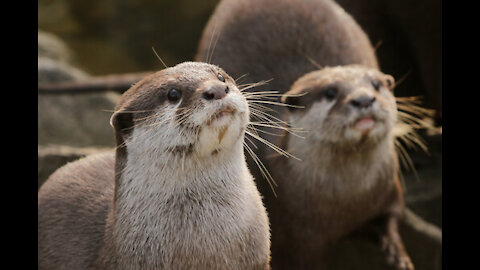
[243,141,278,197]
[245,130,300,161]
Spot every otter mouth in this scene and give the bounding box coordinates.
[207,105,237,125]
[353,115,377,133]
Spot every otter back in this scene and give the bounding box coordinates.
[196,0,378,95]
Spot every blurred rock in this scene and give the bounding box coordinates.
[38,30,121,147]
[38,145,113,189]
[38,56,90,83]
[325,208,442,270]
[38,30,73,63]
[38,91,119,147]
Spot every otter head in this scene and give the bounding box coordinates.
[110,62,249,162]
[282,65,396,152]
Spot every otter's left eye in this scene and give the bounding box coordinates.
[167,89,182,103]
[371,80,381,91]
[217,73,225,82]
[325,87,338,100]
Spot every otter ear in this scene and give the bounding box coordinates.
[110,111,133,136]
[384,74,395,91]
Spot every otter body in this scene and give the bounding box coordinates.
[196,0,413,269]
[38,62,271,270]
[273,65,410,269]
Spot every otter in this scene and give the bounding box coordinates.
[274,65,413,269]
[38,62,271,270]
[195,0,413,269]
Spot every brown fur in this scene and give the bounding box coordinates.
[196,0,412,269]
[38,153,115,269]
[38,62,271,270]
[267,65,412,269]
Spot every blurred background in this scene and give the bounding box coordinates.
[38,0,219,75]
[38,0,442,269]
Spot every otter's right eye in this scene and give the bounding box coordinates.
[167,89,182,102]
[325,87,338,100]
[371,80,381,91]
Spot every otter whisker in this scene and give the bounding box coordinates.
[245,91,308,98]
[239,79,273,92]
[393,96,436,161]
[235,73,249,84]
[393,70,412,89]
[246,96,280,101]
[248,99,305,109]
[238,80,271,88]
[136,110,182,130]
[247,125,287,137]
[245,130,300,161]
[244,132,259,149]
[104,109,158,114]
[243,141,277,197]
[374,40,383,52]
[248,108,287,127]
[128,109,186,129]
[208,27,222,64]
[306,55,323,69]
[120,112,179,149]
[249,121,302,133]
[135,110,180,126]
[394,139,420,182]
[248,102,278,115]
[245,91,308,102]
[248,107,303,131]
[205,18,218,64]
[175,109,195,127]
[396,96,435,114]
[243,90,280,96]
[152,46,168,69]
[397,114,434,129]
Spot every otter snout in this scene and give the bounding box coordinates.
[202,83,230,100]
[349,95,376,109]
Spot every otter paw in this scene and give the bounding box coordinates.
[381,237,414,270]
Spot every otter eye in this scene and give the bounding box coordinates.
[217,73,225,82]
[371,80,381,91]
[325,87,338,100]
[167,89,182,102]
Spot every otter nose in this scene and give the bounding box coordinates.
[202,84,229,100]
[350,95,376,109]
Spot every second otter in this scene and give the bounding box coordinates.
[196,0,414,269]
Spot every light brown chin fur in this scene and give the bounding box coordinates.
[218,125,228,143]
